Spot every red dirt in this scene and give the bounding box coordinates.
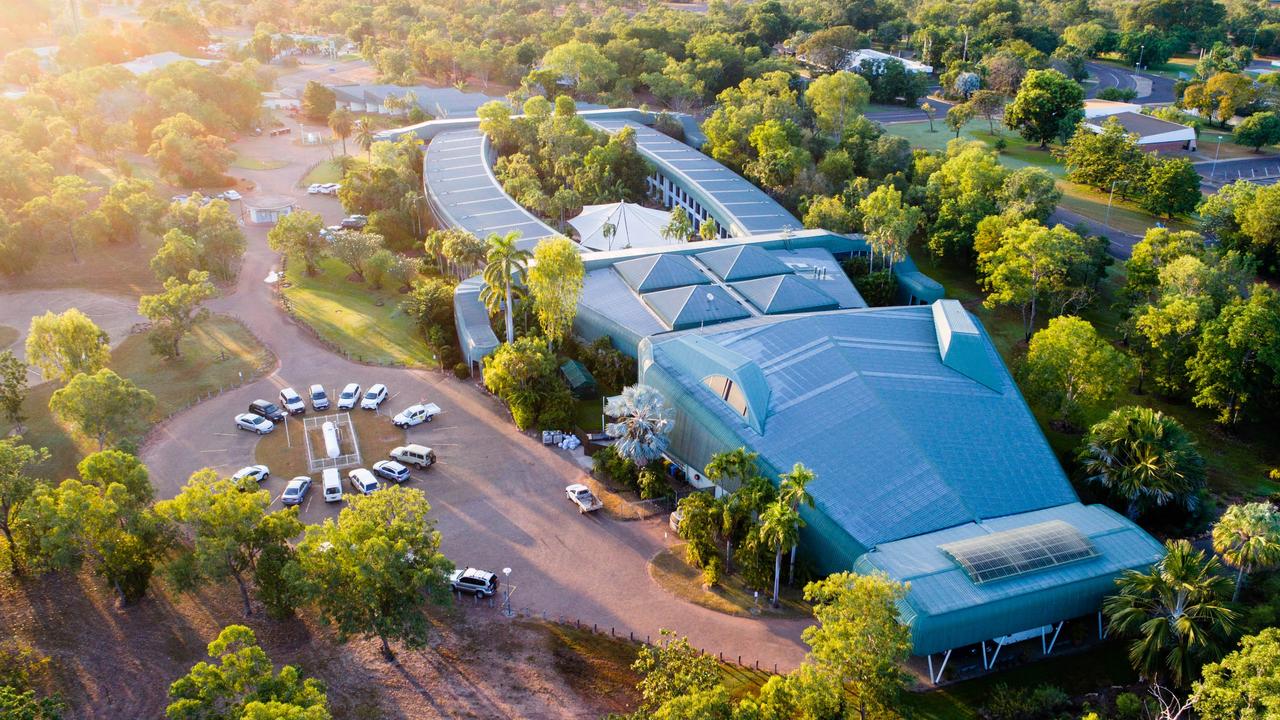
[0,570,641,719]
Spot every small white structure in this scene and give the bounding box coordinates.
[838,48,932,75]
[1082,110,1198,152]
[118,51,217,77]
[243,194,295,225]
[1083,99,1143,120]
[569,202,675,251]
[322,421,340,459]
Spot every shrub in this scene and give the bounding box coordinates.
[592,445,639,489]
[994,137,1008,152]
[702,554,723,587]
[453,362,470,380]
[982,683,1069,720]
[637,465,669,500]
[1114,692,1144,720]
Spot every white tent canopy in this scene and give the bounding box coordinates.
[570,202,674,252]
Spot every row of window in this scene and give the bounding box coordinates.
[647,173,731,240]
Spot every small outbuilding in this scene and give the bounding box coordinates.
[1082,102,1197,152]
[559,359,598,399]
[242,194,295,225]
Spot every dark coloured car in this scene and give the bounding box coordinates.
[248,399,286,422]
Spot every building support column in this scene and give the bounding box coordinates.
[927,648,952,684]
[1044,621,1064,655]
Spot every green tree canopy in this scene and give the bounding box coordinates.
[527,236,584,347]
[137,270,216,359]
[48,369,156,451]
[1212,502,1280,601]
[805,71,871,137]
[267,211,327,275]
[25,309,110,384]
[978,218,1092,339]
[1193,627,1280,719]
[1188,284,1280,425]
[1077,406,1206,519]
[1022,316,1133,424]
[297,486,453,658]
[1003,69,1085,148]
[166,625,330,720]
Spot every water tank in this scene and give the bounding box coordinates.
[322,421,340,458]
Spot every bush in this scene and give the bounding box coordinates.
[702,554,723,587]
[637,465,669,500]
[994,137,1008,152]
[839,256,898,306]
[1114,692,1144,720]
[1096,87,1138,102]
[453,362,470,380]
[581,336,636,396]
[592,445,640,489]
[981,682,1068,720]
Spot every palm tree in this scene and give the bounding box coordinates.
[778,463,816,585]
[604,385,673,467]
[328,108,353,156]
[759,499,802,608]
[706,449,773,569]
[479,231,531,344]
[1103,539,1237,686]
[353,117,375,161]
[1212,502,1280,601]
[662,207,692,243]
[1078,406,1206,520]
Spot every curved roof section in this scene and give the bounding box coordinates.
[732,274,840,315]
[587,119,800,237]
[661,335,770,434]
[698,245,793,281]
[423,129,558,251]
[615,254,709,293]
[642,303,1079,548]
[454,276,499,365]
[642,285,750,331]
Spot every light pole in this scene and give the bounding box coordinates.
[1136,45,1145,73]
[1105,179,1128,229]
[501,567,513,617]
[1210,135,1223,180]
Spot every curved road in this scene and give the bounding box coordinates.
[1084,61,1176,104]
[138,129,811,669]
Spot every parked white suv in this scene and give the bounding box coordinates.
[390,444,435,469]
[309,384,330,410]
[279,387,306,415]
[360,383,388,410]
[348,468,380,495]
[336,383,361,410]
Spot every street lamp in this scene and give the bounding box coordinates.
[1210,135,1223,180]
[1136,45,1145,73]
[501,567,513,617]
[1105,179,1129,230]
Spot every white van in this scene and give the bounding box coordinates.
[390,444,436,469]
[322,468,343,503]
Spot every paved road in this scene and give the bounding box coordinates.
[1049,206,1143,259]
[137,119,812,669]
[1084,61,1176,104]
[865,98,954,124]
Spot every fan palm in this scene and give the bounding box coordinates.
[759,499,802,608]
[353,117,375,161]
[779,463,816,584]
[479,231,531,343]
[604,385,673,467]
[1078,406,1206,519]
[328,108,353,156]
[1103,539,1237,686]
[1212,502,1280,601]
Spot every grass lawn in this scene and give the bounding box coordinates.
[232,154,290,171]
[282,257,433,367]
[1057,182,1194,236]
[254,407,404,479]
[301,159,344,186]
[572,397,603,432]
[3,315,275,482]
[0,236,164,296]
[914,249,1280,497]
[649,544,810,619]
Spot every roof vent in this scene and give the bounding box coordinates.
[932,300,1003,391]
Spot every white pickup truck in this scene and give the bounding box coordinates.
[565,484,603,513]
[392,403,442,428]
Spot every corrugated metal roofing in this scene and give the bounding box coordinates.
[855,503,1165,653]
[732,274,840,315]
[934,300,1004,391]
[614,254,709,293]
[698,245,794,281]
[588,119,801,237]
[453,276,499,365]
[642,285,751,331]
[423,129,558,251]
[643,304,1080,548]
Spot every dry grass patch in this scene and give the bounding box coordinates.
[0,237,164,297]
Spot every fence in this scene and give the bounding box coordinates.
[301,412,362,472]
[449,589,785,680]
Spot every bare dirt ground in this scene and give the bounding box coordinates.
[0,570,640,719]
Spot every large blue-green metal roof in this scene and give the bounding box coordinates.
[641,302,1079,549]
[854,503,1165,654]
[454,276,499,366]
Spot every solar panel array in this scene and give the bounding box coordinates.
[938,520,1100,585]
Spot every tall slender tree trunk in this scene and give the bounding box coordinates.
[1233,564,1248,603]
[788,544,797,585]
[379,633,394,659]
[232,569,253,616]
[771,547,782,607]
[503,281,515,344]
[1,523,20,575]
